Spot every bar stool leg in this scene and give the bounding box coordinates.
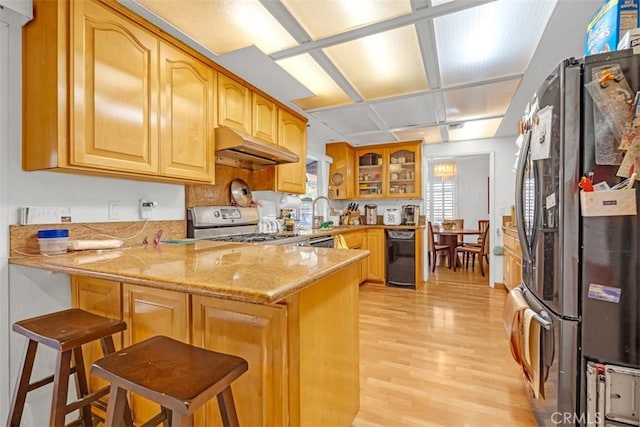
[104,385,128,427]
[7,340,38,427]
[50,349,73,427]
[72,347,94,427]
[100,336,135,427]
[217,387,239,427]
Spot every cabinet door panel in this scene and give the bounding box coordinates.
[252,93,277,144]
[72,1,158,173]
[218,74,250,133]
[365,229,386,282]
[276,109,307,194]
[71,276,122,398]
[123,284,189,424]
[159,43,215,182]
[192,296,287,427]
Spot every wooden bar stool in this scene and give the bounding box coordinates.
[7,308,128,427]
[91,335,249,427]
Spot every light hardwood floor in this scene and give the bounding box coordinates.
[354,264,537,426]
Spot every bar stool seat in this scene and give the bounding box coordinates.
[7,308,128,427]
[91,335,249,427]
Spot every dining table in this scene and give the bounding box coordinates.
[433,228,481,268]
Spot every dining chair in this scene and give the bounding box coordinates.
[463,220,489,264]
[428,222,450,272]
[454,225,490,276]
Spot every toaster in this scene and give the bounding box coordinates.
[383,208,402,226]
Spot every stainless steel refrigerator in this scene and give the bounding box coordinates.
[514,49,640,426]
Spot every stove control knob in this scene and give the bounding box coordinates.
[214,211,220,218]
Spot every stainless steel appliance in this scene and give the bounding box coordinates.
[308,235,334,248]
[214,125,299,170]
[187,206,309,246]
[401,205,419,226]
[386,230,415,288]
[512,50,640,426]
[364,204,377,225]
[383,208,401,226]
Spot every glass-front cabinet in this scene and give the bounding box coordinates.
[356,148,385,198]
[387,143,421,198]
[355,141,422,199]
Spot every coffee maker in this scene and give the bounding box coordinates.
[401,205,420,226]
[364,204,377,225]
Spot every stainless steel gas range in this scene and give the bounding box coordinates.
[187,206,310,246]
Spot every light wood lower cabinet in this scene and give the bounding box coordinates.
[364,229,386,283]
[503,226,522,291]
[122,284,190,423]
[192,296,288,427]
[337,230,367,283]
[70,264,360,427]
[71,276,123,400]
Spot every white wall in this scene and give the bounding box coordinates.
[0,8,14,421]
[425,136,519,287]
[455,155,490,242]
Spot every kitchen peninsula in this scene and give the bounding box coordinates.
[9,241,367,426]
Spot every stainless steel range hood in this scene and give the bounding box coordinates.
[215,125,299,170]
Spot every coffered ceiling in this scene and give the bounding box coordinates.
[121,0,601,148]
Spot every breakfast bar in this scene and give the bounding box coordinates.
[9,241,368,426]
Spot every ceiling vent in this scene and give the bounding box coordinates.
[448,122,464,130]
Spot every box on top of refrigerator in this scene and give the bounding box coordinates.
[585,0,640,55]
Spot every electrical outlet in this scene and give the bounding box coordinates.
[139,200,157,220]
[108,200,121,220]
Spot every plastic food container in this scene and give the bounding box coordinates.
[37,229,69,255]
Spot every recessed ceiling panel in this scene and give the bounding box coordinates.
[434,0,557,86]
[324,26,428,100]
[371,93,439,129]
[277,54,352,109]
[448,118,503,142]
[134,0,298,54]
[310,104,381,135]
[444,78,520,122]
[346,131,397,146]
[281,0,412,40]
[394,126,442,144]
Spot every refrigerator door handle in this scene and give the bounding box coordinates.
[515,132,533,262]
[516,284,551,330]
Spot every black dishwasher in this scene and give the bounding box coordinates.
[386,230,415,288]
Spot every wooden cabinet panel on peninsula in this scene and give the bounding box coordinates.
[252,109,307,194]
[22,0,215,184]
[192,296,288,427]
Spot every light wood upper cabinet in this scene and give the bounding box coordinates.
[354,141,422,199]
[218,73,251,133]
[326,142,355,200]
[386,142,422,198]
[252,92,278,144]
[22,0,216,184]
[159,42,215,182]
[356,147,386,198]
[252,109,307,194]
[72,0,159,174]
[277,109,307,194]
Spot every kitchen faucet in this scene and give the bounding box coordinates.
[312,196,332,229]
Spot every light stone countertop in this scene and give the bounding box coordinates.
[9,241,369,304]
